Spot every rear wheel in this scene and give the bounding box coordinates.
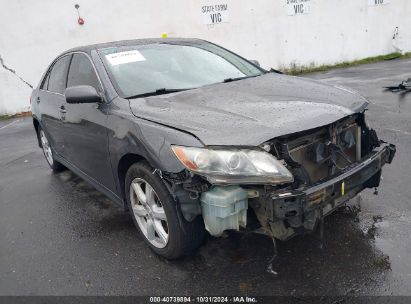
[39,128,64,172]
[125,162,205,259]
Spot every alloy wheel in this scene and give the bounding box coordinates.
[40,130,54,166]
[130,178,169,248]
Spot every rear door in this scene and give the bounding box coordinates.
[63,53,115,191]
[37,55,71,156]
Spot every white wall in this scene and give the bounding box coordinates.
[0,0,410,114]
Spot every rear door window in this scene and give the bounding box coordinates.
[48,55,71,94]
[67,54,102,92]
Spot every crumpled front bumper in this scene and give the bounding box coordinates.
[266,143,396,240]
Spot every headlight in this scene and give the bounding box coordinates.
[171,145,294,185]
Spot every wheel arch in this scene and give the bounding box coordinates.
[117,153,146,209]
[32,117,41,148]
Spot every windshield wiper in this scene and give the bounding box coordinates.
[126,88,189,99]
[267,68,283,74]
[223,74,260,83]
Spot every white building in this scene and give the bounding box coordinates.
[0,0,410,114]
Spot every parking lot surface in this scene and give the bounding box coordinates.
[1,58,411,296]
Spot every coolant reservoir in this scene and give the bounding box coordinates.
[200,186,248,236]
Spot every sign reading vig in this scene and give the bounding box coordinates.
[286,0,311,16]
[201,4,230,25]
[368,0,390,5]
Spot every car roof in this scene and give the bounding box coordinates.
[62,38,204,55]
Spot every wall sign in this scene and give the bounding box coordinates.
[287,0,311,16]
[368,0,389,5]
[201,4,229,24]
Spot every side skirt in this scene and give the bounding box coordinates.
[54,153,126,209]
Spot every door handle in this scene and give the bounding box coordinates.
[59,105,67,122]
[36,97,40,104]
[60,105,67,114]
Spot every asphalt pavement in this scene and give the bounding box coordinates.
[1,58,411,296]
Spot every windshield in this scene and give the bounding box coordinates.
[99,41,264,98]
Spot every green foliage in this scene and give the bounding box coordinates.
[282,52,411,75]
[0,114,11,121]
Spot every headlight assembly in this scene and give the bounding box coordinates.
[171,145,294,185]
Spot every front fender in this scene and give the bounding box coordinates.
[107,99,203,197]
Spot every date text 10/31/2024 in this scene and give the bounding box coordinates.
[149,296,258,303]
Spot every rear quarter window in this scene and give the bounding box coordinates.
[40,72,50,90]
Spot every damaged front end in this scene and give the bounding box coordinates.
[250,113,396,240]
[162,113,396,241]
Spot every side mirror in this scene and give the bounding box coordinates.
[65,85,102,104]
[249,60,260,67]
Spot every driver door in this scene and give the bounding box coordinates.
[62,53,116,192]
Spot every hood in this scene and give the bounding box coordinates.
[129,73,368,146]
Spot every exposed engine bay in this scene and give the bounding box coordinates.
[160,113,396,240]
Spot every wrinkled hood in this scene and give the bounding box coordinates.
[129,73,368,146]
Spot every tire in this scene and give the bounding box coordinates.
[38,127,65,172]
[125,161,205,259]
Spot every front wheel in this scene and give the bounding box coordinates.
[39,128,65,172]
[125,162,205,259]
